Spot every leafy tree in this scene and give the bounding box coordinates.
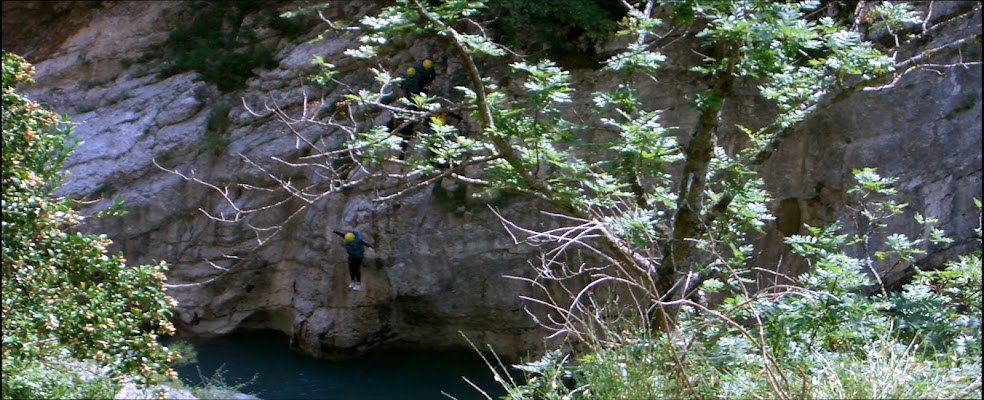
[180,1,979,394]
[491,171,981,398]
[161,0,279,92]
[2,51,181,398]
[485,0,622,59]
[259,0,977,331]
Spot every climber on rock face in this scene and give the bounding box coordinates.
[326,225,374,291]
[414,58,436,94]
[393,58,440,158]
[400,66,421,103]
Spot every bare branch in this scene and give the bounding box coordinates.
[316,10,361,32]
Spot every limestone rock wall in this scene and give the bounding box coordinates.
[3,0,980,361]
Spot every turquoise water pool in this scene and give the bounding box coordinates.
[174,330,516,399]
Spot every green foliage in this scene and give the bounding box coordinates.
[2,51,181,398]
[497,172,982,399]
[166,340,199,369]
[308,55,337,88]
[304,0,970,296]
[606,10,667,76]
[684,0,893,127]
[766,226,891,357]
[265,10,310,39]
[807,339,980,399]
[504,350,577,399]
[2,357,118,400]
[285,1,980,398]
[487,0,622,59]
[202,103,233,155]
[867,2,923,35]
[890,249,982,354]
[337,0,904,247]
[182,364,258,399]
[162,0,278,92]
[848,167,907,223]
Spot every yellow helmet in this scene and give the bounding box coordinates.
[423,59,433,70]
[344,232,355,242]
[432,112,447,124]
[406,67,416,77]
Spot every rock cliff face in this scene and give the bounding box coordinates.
[3,1,980,361]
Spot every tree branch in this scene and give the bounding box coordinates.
[410,0,563,210]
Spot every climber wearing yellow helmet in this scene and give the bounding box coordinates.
[400,65,421,102]
[414,58,436,93]
[326,225,374,291]
[400,58,436,103]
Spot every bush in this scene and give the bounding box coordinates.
[202,103,233,155]
[2,358,117,400]
[487,0,622,59]
[2,51,181,397]
[161,0,278,92]
[496,172,982,399]
[184,364,258,399]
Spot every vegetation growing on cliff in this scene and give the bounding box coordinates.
[160,0,285,92]
[486,0,622,60]
[2,51,181,398]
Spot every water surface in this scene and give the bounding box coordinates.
[175,330,516,400]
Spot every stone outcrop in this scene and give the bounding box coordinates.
[3,0,980,362]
